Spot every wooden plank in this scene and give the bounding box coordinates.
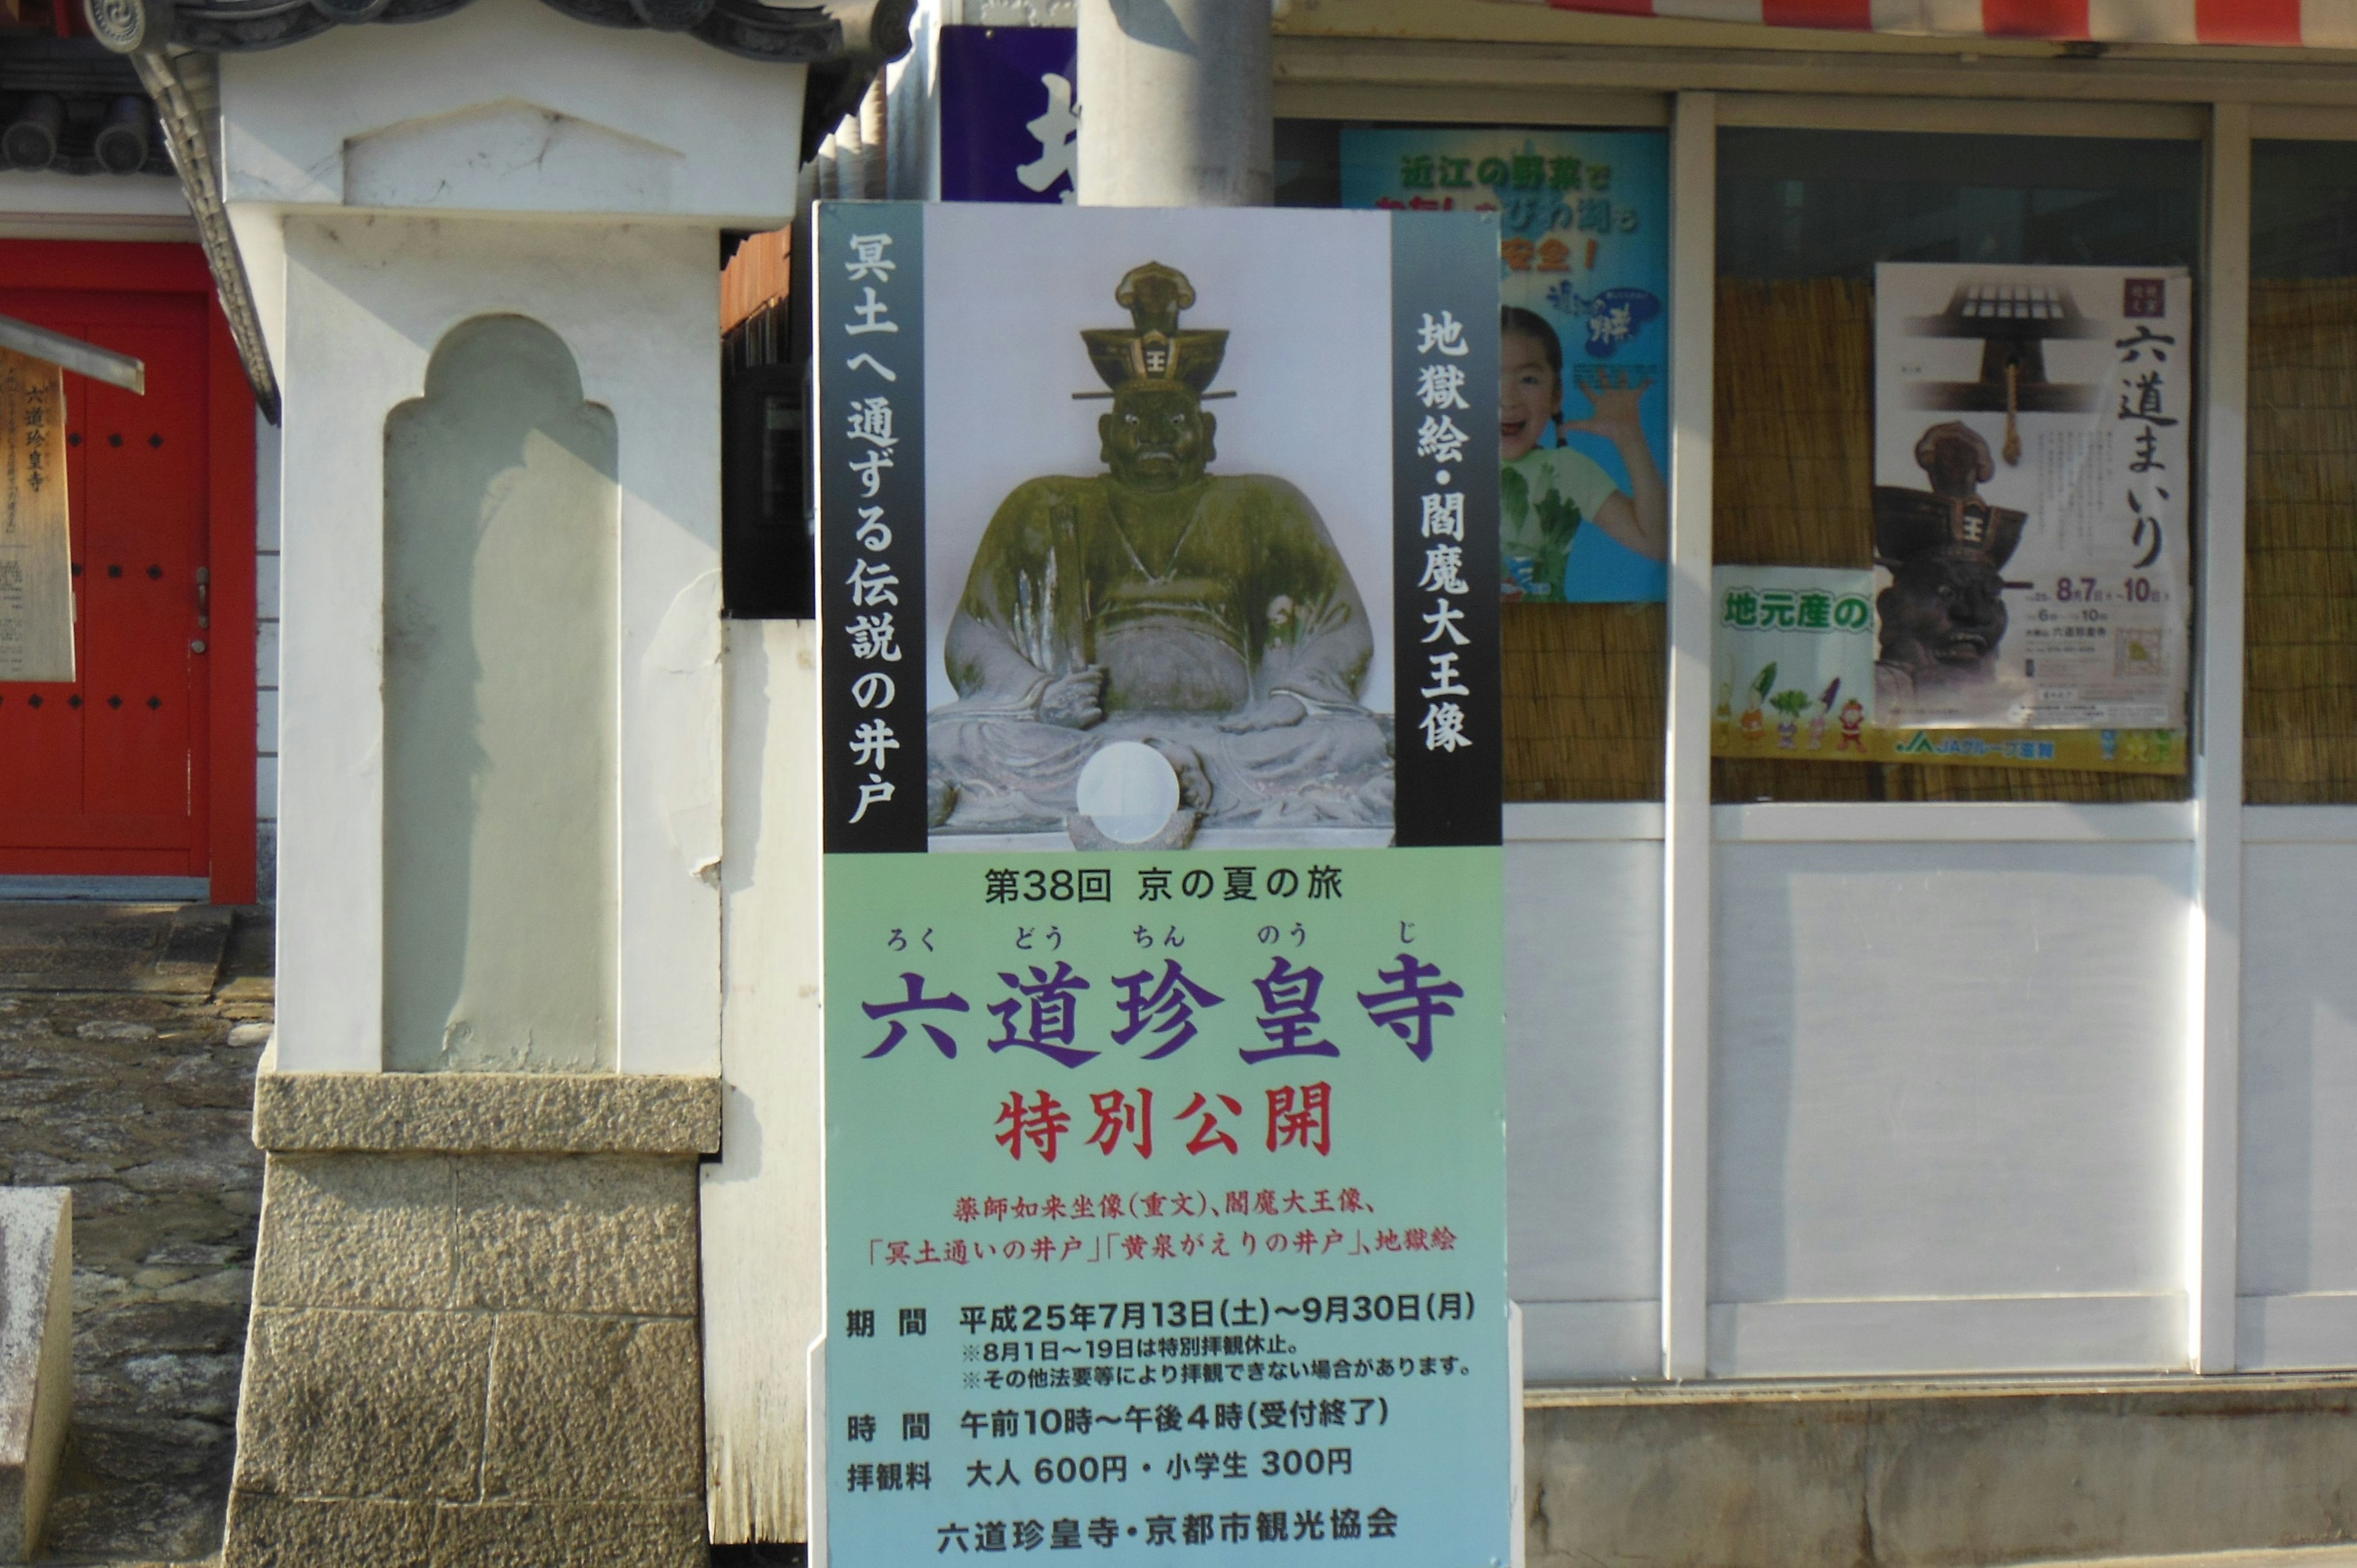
[703,620,826,1546]
[204,301,257,904]
[1272,33,2357,107]
[1272,82,1668,126]
[0,349,74,684]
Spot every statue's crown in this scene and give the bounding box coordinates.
[1873,419,2024,569]
[1082,261,1229,396]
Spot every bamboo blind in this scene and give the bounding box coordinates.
[1501,601,1663,800]
[1709,277,2183,805]
[2248,277,2357,803]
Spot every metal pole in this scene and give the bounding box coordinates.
[1075,0,1271,208]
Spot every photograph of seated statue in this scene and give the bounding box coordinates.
[926,258,1396,849]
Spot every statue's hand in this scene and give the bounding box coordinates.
[1039,667,1106,729]
[1219,693,1309,733]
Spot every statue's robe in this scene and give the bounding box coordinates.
[927,473,1394,835]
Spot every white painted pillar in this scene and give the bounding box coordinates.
[1661,90,1716,1383]
[2190,100,2251,1373]
[1074,0,1271,207]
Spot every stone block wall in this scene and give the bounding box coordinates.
[220,1073,721,1568]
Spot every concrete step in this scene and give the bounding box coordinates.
[0,905,233,997]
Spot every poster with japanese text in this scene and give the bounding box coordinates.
[816,203,1512,1567]
[1711,567,1876,760]
[0,347,74,683]
[1874,264,2191,730]
[1339,128,1668,604]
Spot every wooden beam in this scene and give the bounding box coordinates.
[0,313,143,394]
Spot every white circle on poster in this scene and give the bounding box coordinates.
[1076,742,1181,844]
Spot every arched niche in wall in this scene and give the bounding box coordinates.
[383,314,619,1072]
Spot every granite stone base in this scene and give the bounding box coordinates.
[219,1073,720,1568]
[0,1187,72,1563]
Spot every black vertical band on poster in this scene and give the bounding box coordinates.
[1391,212,1504,848]
[818,201,930,854]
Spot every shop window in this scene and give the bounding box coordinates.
[1714,128,2198,804]
[2249,141,2357,803]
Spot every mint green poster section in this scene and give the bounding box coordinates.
[824,845,1509,1567]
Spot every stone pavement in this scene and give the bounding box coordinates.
[0,903,270,1567]
[2008,1547,2357,1556]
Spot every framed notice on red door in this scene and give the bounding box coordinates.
[0,347,75,683]
[0,242,256,901]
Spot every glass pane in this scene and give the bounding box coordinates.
[2249,141,2357,801]
[1713,128,2197,805]
[1720,129,2200,280]
[2254,139,2357,277]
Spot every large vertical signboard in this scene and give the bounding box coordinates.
[817,203,1511,1566]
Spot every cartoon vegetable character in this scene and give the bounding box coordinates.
[1808,677,1840,751]
[1768,687,1811,748]
[1739,662,1774,743]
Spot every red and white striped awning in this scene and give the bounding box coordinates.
[1532,0,2357,48]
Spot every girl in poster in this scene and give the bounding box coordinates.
[1499,305,1666,600]
[1340,125,1670,601]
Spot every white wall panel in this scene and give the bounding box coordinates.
[1710,841,2193,1375]
[1504,839,1662,1380]
[1520,1302,1658,1384]
[2240,840,2357,1367]
[1709,1294,2183,1379]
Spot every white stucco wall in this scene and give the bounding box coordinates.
[262,212,724,1074]
[219,0,807,226]
[220,0,808,1063]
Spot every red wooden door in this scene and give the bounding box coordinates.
[0,259,246,892]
